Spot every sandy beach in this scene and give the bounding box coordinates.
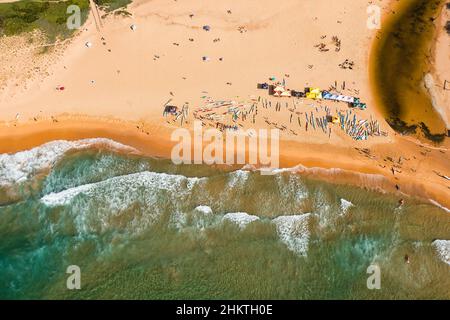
[0,0,449,208]
[431,3,450,129]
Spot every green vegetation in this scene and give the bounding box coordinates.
[0,0,90,40]
[113,8,132,17]
[94,0,131,12]
[0,0,133,41]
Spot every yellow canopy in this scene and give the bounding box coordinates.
[306,92,322,99]
[305,87,322,99]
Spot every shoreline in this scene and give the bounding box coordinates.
[1,114,449,212]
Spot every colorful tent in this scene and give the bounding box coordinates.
[322,91,355,103]
[273,84,291,97]
[306,88,322,99]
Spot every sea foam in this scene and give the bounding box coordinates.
[222,212,260,229]
[432,240,450,266]
[429,199,450,214]
[0,138,137,187]
[227,170,250,189]
[194,205,213,215]
[340,198,354,215]
[40,171,204,235]
[272,213,311,257]
[41,171,202,207]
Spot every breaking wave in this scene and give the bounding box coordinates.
[272,214,311,257]
[0,138,137,187]
[340,198,354,215]
[1,138,450,299]
[0,139,138,205]
[432,240,450,266]
[429,199,450,214]
[222,212,260,229]
[41,171,204,236]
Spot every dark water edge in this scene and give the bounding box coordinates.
[371,0,447,143]
[0,146,449,300]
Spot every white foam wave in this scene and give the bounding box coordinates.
[257,164,388,189]
[191,205,216,230]
[169,206,218,232]
[41,171,202,207]
[169,211,188,230]
[429,199,450,213]
[41,183,93,207]
[276,175,308,203]
[40,171,204,235]
[194,205,213,215]
[0,138,138,187]
[432,240,450,266]
[227,170,250,188]
[313,188,333,228]
[340,198,354,215]
[222,212,259,229]
[272,213,311,257]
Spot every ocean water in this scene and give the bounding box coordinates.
[0,139,449,299]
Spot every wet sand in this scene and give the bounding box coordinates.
[1,114,449,211]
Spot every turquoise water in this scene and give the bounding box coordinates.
[0,139,449,299]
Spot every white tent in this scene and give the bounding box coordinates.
[274,85,285,92]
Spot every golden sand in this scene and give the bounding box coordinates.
[0,0,449,208]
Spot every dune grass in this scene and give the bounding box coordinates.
[0,0,132,40]
[0,0,90,40]
[94,0,132,12]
